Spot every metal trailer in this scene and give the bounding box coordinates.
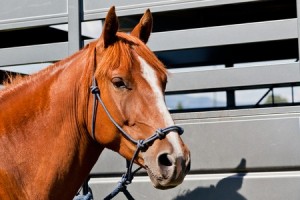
[1,0,300,199]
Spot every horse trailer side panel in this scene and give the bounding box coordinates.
[0,0,67,30]
[91,111,300,174]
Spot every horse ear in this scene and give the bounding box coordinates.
[99,6,119,48]
[131,9,153,44]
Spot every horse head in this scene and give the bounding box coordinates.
[89,6,191,189]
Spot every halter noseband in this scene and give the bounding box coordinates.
[89,76,184,200]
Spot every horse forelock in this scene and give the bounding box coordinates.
[94,32,168,82]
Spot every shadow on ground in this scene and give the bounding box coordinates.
[173,158,247,200]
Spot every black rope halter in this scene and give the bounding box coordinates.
[78,77,184,200]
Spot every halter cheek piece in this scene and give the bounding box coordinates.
[87,77,184,200]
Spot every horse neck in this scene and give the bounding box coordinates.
[0,46,103,199]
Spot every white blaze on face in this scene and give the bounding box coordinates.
[138,56,183,156]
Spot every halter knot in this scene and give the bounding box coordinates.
[137,140,147,150]
[90,85,100,94]
[118,175,129,189]
[156,129,166,139]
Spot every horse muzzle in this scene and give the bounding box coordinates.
[145,146,191,189]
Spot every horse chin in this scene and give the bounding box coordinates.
[145,165,184,190]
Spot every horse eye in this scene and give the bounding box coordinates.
[112,77,127,89]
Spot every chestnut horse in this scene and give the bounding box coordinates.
[0,7,190,200]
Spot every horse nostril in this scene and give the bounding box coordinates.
[158,153,174,167]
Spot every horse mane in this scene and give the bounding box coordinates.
[0,45,91,97]
[0,32,167,99]
[2,73,24,86]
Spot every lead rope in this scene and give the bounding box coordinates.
[76,77,184,200]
